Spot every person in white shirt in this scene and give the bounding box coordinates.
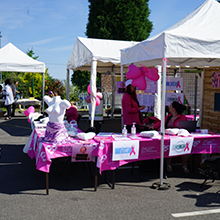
[3,79,14,120]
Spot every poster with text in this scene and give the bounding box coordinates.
[169,137,194,156]
[166,92,184,106]
[137,94,155,112]
[166,77,183,91]
[116,81,126,94]
[112,140,139,161]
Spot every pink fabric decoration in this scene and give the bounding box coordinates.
[24,106,35,116]
[126,64,159,90]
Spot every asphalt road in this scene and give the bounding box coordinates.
[0,113,220,220]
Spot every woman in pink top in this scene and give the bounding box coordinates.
[148,101,189,173]
[122,79,146,133]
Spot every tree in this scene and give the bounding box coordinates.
[86,0,153,41]
[26,49,39,60]
[71,70,90,92]
[71,70,101,92]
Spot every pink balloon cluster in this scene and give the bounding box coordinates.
[85,85,103,106]
[126,64,159,90]
[24,106,35,123]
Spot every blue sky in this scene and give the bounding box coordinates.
[0,0,207,81]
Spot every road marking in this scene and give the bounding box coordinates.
[172,209,220,217]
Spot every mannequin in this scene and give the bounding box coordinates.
[43,95,71,143]
[44,95,70,122]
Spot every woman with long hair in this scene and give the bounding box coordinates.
[148,101,190,173]
[121,79,146,133]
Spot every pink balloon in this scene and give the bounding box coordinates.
[87,84,97,94]
[132,75,147,90]
[96,92,103,99]
[85,95,91,103]
[87,85,91,94]
[145,67,159,81]
[126,64,141,79]
[24,106,35,116]
[96,97,100,106]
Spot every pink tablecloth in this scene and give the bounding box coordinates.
[28,128,98,173]
[186,115,199,121]
[92,132,220,174]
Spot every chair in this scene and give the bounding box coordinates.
[199,155,220,188]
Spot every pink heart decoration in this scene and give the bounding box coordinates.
[24,106,35,116]
[132,75,147,90]
[126,64,141,79]
[145,67,159,81]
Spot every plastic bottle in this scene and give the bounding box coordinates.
[131,122,136,135]
[122,125,127,137]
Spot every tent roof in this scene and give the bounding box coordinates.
[121,0,220,67]
[0,43,45,73]
[67,37,139,71]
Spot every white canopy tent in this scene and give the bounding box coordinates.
[0,43,46,110]
[66,37,139,127]
[121,0,220,188]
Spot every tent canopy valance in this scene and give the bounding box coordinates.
[0,43,45,73]
[0,42,46,111]
[66,37,139,127]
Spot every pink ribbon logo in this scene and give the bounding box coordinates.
[176,81,181,88]
[184,142,190,152]
[178,96,182,104]
[130,146,136,155]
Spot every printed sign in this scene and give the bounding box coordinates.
[169,137,194,157]
[116,81,126,94]
[112,140,139,161]
[137,94,155,113]
[166,77,183,91]
[71,144,93,162]
[166,92,184,106]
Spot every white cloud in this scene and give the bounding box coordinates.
[49,45,74,52]
[25,36,65,46]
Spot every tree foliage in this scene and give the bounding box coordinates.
[71,70,90,92]
[86,0,153,41]
[71,70,101,92]
[2,49,66,100]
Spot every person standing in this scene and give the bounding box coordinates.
[11,81,17,116]
[3,79,14,120]
[122,79,146,132]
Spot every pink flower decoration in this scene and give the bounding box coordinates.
[126,64,159,90]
